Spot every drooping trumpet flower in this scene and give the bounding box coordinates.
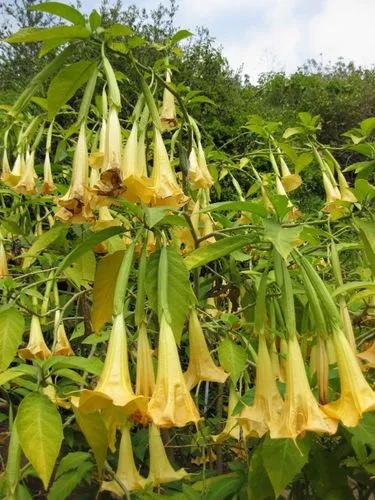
[150,128,189,207]
[18,315,51,360]
[357,342,375,369]
[147,424,187,485]
[323,328,375,427]
[148,315,200,427]
[52,310,74,356]
[270,334,337,439]
[79,313,147,420]
[101,425,146,495]
[279,155,302,192]
[6,152,25,187]
[0,241,9,278]
[213,385,241,442]
[135,322,155,399]
[275,176,301,220]
[188,144,214,190]
[1,148,11,183]
[322,171,343,215]
[184,309,228,390]
[121,121,154,204]
[239,335,283,438]
[94,107,124,197]
[14,150,37,194]
[42,151,55,194]
[56,123,94,223]
[160,68,177,130]
[337,170,357,203]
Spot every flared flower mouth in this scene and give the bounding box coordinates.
[18,315,51,360]
[238,335,283,438]
[270,335,338,439]
[101,425,146,494]
[150,128,189,208]
[184,309,228,390]
[14,150,37,195]
[56,123,94,223]
[213,386,242,442]
[78,313,147,419]
[52,311,74,356]
[148,314,200,427]
[281,173,302,192]
[323,329,375,427]
[5,153,25,187]
[147,424,188,485]
[188,144,213,190]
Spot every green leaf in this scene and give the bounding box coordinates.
[356,219,375,275]
[201,201,267,217]
[92,250,125,332]
[105,23,133,37]
[22,224,67,269]
[15,393,63,489]
[264,220,302,260]
[64,250,96,288]
[248,447,274,500]
[0,368,28,386]
[145,247,195,342]
[56,227,123,275]
[39,38,65,57]
[6,26,90,44]
[47,60,97,120]
[0,306,25,371]
[305,445,351,500]
[29,2,85,25]
[55,451,92,478]
[261,435,313,497]
[73,408,108,475]
[170,29,193,45]
[45,356,103,376]
[184,235,251,270]
[144,206,170,228]
[347,413,375,450]
[48,454,92,500]
[89,10,102,30]
[218,338,247,384]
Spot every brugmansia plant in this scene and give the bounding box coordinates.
[0,3,374,499]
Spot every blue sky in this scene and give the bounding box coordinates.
[82,0,375,82]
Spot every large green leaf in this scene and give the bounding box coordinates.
[48,452,93,500]
[47,60,97,119]
[261,435,313,497]
[92,250,125,332]
[184,235,251,270]
[64,250,96,288]
[145,247,195,342]
[264,220,302,260]
[73,408,108,476]
[15,393,63,489]
[217,338,247,384]
[0,306,25,371]
[29,2,86,25]
[247,447,274,500]
[44,355,103,376]
[356,219,375,275]
[56,227,123,275]
[6,25,90,44]
[22,224,67,269]
[347,413,375,450]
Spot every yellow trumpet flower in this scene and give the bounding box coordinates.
[6,152,25,187]
[42,151,55,195]
[147,424,187,485]
[323,328,375,427]
[184,309,228,390]
[14,150,37,194]
[239,335,283,438]
[136,322,155,399]
[151,128,189,207]
[121,121,154,204]
[188,144,213,190]
[18,315,51,360]
[101,425,146,495]
[270,334,337,439]
[0,241,9,278]
[89,117,106,170]
[148,315,200,427]
[337,170,357,203]
[95,107,124,196]
[160,69,177,130]
[52,311,74,356]
[79,313,147,419]
[56,123,94,223]
[279,156,302,192]
[322,171,344,216]
[1,149,11,183]
[270,339,281,381]
[213,385,241,442]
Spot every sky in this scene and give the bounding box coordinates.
[82,0,375,83]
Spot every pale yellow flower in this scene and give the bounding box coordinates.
[42,151,55,195]
[18,315,51,360]
[160,69,177,131]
